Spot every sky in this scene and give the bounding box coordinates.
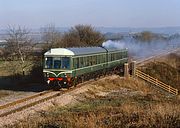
[0,0,180,29]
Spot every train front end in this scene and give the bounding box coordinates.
[43,48,73,88]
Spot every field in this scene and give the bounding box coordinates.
[0,60,44,101]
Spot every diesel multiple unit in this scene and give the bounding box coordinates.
[43,47,128,88]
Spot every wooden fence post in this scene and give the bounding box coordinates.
[131,61,136,77]
[124,63,129,79]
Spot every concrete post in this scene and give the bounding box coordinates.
[124,63,129,78]
[131,61,136,77]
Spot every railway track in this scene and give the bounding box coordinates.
[0,90,53,110]
[0,89,54,117]
[0,80,94,118]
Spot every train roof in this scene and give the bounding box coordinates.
[68,47,106,55]
[44,47,127,56]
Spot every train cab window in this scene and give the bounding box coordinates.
[54,58,61,69]
[45,57,53,69]
[62,57,70,69]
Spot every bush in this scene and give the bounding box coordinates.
[29,65,45,83]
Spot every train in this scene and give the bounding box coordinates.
[43,46,128,88]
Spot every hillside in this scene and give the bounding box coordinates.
[139,52,180,90]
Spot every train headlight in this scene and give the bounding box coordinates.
[47,80,50,84]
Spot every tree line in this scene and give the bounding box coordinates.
[41,24,105,50]
[1,24,105,77]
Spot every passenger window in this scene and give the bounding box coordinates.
[103,54,106,63]
[83,57,87,66]
[118,52,121,59]
[115,53,118,60]
[73,58,76,69]
[111,54,113,61]
[92,56,96,65]
[99,55,102,63]
[80,57,83,68]
[89,56,93,65]
[97,55,100,64]
[77,58,79,68]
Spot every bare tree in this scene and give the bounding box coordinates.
[61,24,105,47]
[41,24,62,51]
[4,25,33,75]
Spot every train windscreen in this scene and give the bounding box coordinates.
[45,57,70,69]
[45,57,53,69]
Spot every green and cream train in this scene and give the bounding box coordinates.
[43,47,128,88]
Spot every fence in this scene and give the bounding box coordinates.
[135,69,178,95]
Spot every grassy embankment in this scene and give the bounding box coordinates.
[6,76,180,128]
[139,53,180,90]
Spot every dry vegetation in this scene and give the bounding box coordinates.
[0,61,9,76]
[0,60,34,98]
[139,52,180,90]
[5,76,180,128]
[0,90,10,98]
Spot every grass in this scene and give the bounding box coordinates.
[5,77,180,128]
[139,53,180,90]
[0,90,11,98]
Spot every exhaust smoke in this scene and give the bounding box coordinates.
[102,38,180,60]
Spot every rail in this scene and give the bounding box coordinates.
[135,69,178,95]
[0,90,53,110]
[0,79,96,117]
